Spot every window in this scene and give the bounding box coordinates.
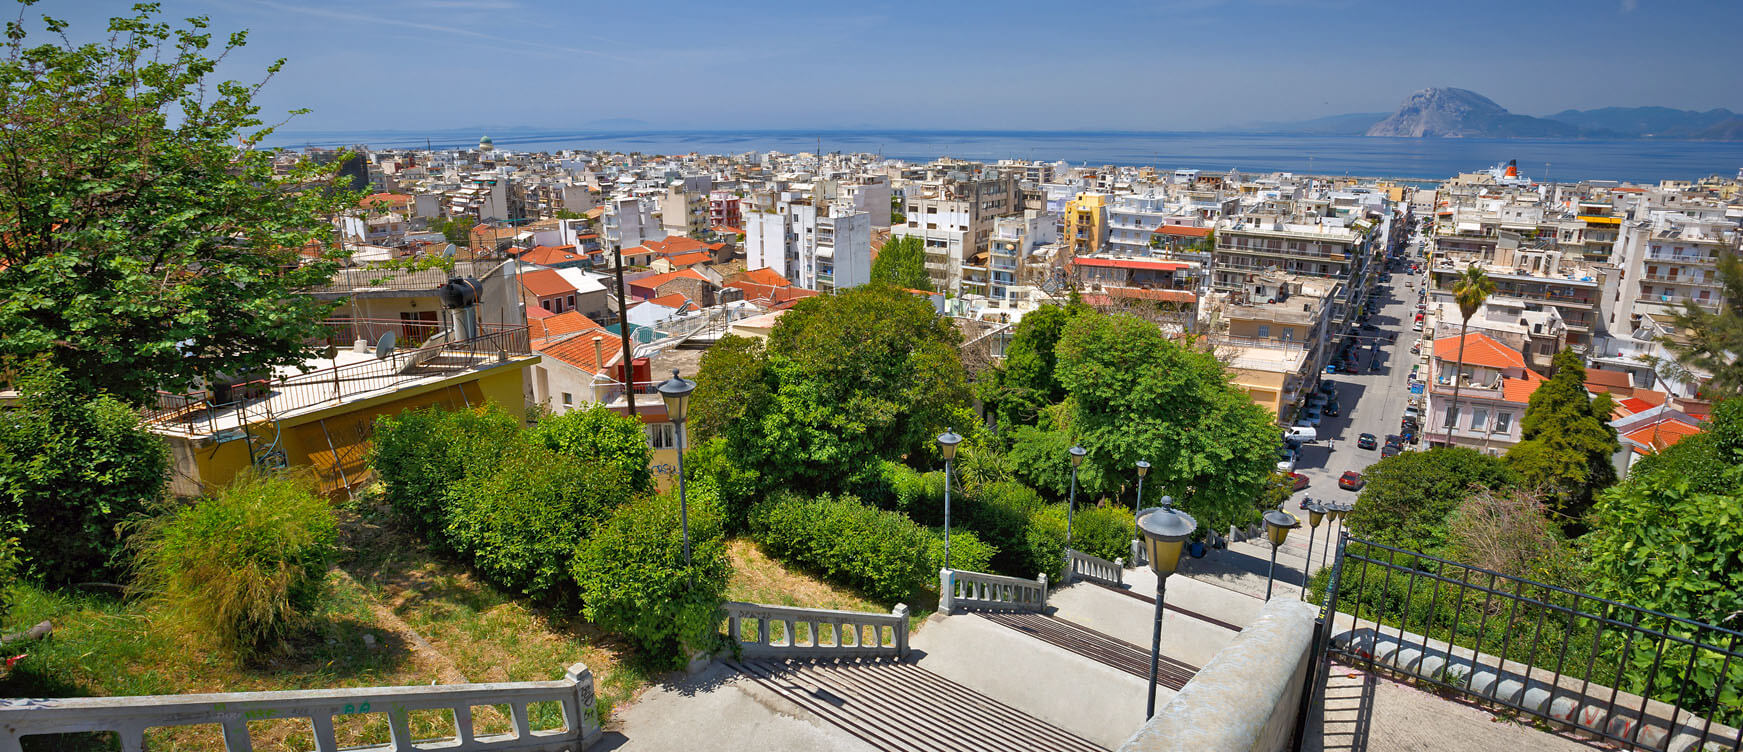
[1445,404,1458,430]
[647,423,677,450]
[1470,407,1488,431]
[562,392,573,406]
[1257,324,1271,338]
[1495,411,1512,434]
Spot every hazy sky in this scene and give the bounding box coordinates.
[46,0,1743,132]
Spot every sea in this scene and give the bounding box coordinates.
[264,129,1743,185]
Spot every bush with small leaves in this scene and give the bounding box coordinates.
[572,487,729,664]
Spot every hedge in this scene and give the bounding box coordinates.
[1026,503,1135,577]
[750,492,938,602]
[531,405,654,495]
[370,405,521,542]
[573,487,729,664]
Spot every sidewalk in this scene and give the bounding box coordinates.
[1305,662,1596,752]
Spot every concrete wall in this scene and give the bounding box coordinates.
[1118,598,1318,752]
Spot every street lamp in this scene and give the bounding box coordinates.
[1138,502,1198,719]
[1135,460,1151,507]
[1300,501,1326,600]
[1066,445,1087,547]
[937,428,962,570]
[1323,502,1349,572]
[657,369,696,569]
[1262,507,1301,600]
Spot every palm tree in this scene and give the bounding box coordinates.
[1444,266,1496,447]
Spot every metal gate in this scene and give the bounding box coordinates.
[1314,532,1742,751]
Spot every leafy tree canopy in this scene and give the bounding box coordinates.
[708,285,970,493]
[1665,253,1743,400]
[977,304,1074,431]
[530,404,655,495]
[869,236,932,292]
[0,6,357,401]
[1347,447,1516,553]
[1504,349,1619,523]
[1052,311,1279,533]
[687,334,770,444]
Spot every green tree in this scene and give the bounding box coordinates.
[712,285,970,493]
[1346,447,1516,553]
[976,305,1073,430]
[531,405,655,495]
[1663,254,1743,400]
[869,236,933,291]
[1504,348,1620,523]
[431,216,476,247]
[0,362,168,585]
[1442,266,1495,446]
[0,7,357,401]
[687,334,770,444]
[889,195,906,225]
[1052,312,1279,533]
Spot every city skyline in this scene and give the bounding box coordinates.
[51,0,1743,133]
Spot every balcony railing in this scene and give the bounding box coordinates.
[144,321,531,434]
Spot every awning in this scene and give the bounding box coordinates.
[1579,215,1621,225]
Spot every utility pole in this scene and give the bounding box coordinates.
[612,244,638,417]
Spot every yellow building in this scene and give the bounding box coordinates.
[1063,193,1109,258]
[146,320,539,498]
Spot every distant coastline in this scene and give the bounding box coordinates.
[263,128,1743,184]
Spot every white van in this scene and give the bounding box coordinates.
[1285,425,1318,443]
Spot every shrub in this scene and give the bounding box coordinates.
[370,405,521,542]
[573,486,729,664]
[531,405,654,495]
[961,481,1047,576]
[0,537,18,624]
[444,443,635,600]
[925,527,995,576]
[682,437,762,532]
[131,472,337,654]
[1026,503,1134,576]
[748,492,932,602]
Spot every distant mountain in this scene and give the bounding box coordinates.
[1243,112,1388,136]
[1366,88,1584,138]
[1544,106,1740,139]
[1689,118,1743,141]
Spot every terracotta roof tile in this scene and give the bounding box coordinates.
[1501,369,1545,404]
[530,310,603,339]
[1433,332,1525,370]
[535,331,621,376]
[729,267,792,288]
[520,268,579,298]
[1624,420,1703,454]
[518,244,585,265]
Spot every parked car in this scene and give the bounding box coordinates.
[1308,393,1328,408]
[1300,407,1323,426]
[1319,381,1338,396]
[1404,406,1422,421]
[1357,432,1378,450]
[1381,444,1401,458]
[1276,449,1297,473]
[1324,401,1341,417]
[1385,434,1403,449]
[1291,472,1310,491]
[1338,471,1365,491]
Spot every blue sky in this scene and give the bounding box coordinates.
[47,0,1743,132]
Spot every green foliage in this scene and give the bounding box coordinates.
[369,405,521,542]
[978,305,1074,430]
[432,215,477,247]
[1007,422,1078,500]
[1347,447,1516,553]
[953,437,1013,494]
[0,362,168,585]
[870,236,931,291]
[1504,349,1619,523]
[1664,253,1743,400]
[130,472,337,654]
[572,487,730,663]
[0,8,359,401]
[687,335,769,444]
[444,443,634,600]
[0,537,18,625]
[958,481,1048,576]
[890,196,906,225]
[748,492,937,602]
[531,405,654,495]
[718,285,969,494]
[681,437,762,532]
[1053,312,1278,533]
[927,527,995,576]
[1026,504,1135,568]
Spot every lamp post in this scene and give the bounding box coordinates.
[1262,507,1300,600]
[1300,501,1326,600]
[1138,501,1197,720]
[1323,503,1348,572]
[657,370,696,569]
[937,428,962,570]
[1066,445,1087,546]
[1135,460,1150,508]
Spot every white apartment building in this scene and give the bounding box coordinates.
[602,196,665,251]
[892,172,1022,293]
[1612,211,1738,326]
[1106,189,1171,256]
[745,198,871,293]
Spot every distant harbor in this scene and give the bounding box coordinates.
[266,128,1743,184]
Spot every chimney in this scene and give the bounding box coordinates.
[592,336,605,372]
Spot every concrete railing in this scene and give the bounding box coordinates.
[1063,548,1123,587]
[939,569,1048,614]
[0,663,602,752]
[723,601,910,659]
[1332,627,1742,752]
[1119,599,1318,752]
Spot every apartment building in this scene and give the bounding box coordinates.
[744,198,872,294]
[660,175,713,237]
[1426,243,1615,351]
[892,171,1022,293]
[1613,212,1738,326]
[1205,272,1339,416]
[1423,332,1544,455]
[1106,190,1170,256]
[1062,193,1110,258]
[603,196,665,250]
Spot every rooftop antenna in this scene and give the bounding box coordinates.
[374,330,397,361]
[443,243,457,259]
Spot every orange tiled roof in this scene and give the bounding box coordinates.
[664,250,713,267]
[729,267,792,288]
[1624,420,1703,454]
[632,268,709,290]
[530,310,603,339]
[1434,332,1525,370]
[1152,224,1211,238]
[1584,368,1633,392]
[535,331,620,376]
[1501,369,1545,404]
[646,292,694,311]
[519,244,584,265]
[520,268,578,298]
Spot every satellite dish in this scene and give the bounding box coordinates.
[443,243,457,258]
[374,331,397,360]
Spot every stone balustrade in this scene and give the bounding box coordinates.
[1063,548,1123,587]
[722,601,910,659]
[0,663,602,752]
[940,568,1048,614]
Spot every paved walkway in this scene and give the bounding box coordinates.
[1305,662,1599,752]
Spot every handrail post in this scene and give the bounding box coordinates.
[565,662,601,749]
[893,604,910,657]
[939,569,954,615]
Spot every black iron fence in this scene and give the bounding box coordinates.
[1319,534,1741,751]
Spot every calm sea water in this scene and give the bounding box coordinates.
[266,128,1743,185]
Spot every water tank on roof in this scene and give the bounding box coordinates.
[439,277,482,308]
